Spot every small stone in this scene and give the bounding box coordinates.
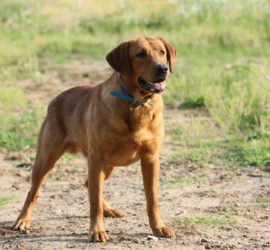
[201,238,208,243]
[54,209,62,215]
[205,243,212,249]
[182,209,187,215]
[133,238,141,243]
[12,184,21,190]
[147,235,159,241]
[117,236,128,241]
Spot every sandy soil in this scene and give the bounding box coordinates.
[0,60,269,250]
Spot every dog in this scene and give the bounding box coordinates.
[12,36,177,242]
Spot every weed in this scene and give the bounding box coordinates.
[0,101,44,151]
[59,153,75,164]
[221,137,270,168]
[169,176,202,185]
[0,131,36,152]
[0,87,27,112]
[213,205,239,216]
[167,117,226,166]
[178,96,205,110]
[175,216,235,226]
[0,195,18,208]
[208,188,217,194]
[161,176,203,189]
[208,64,270,136]
[167,111,270,168]
[255,196,270,208]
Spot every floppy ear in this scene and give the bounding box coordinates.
[106,41,132,76]
[158,37,177,73]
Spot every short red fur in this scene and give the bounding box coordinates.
[12,37,177,242]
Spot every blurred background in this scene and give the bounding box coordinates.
[0,0,269,169]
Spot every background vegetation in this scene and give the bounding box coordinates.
[0,0,269,169]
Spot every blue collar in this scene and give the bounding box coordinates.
[111,74,148,107]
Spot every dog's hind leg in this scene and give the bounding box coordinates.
[12,118,66,231]
[102,167,125,218]
[85,167,125,218]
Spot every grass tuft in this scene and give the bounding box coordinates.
[0,86,45,151]
[178,96,205,109]
[175,216,235,226]
[161,176,203,190]
[255,196,270,208]
[0,195,18,207]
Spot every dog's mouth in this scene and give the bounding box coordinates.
[138,77,166,93]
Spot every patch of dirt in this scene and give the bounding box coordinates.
[18,59,112,104]
[1,60,270,249]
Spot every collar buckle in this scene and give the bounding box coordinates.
[133,98,148,107]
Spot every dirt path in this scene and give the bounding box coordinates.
[0,60,270,250]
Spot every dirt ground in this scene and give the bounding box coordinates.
[0,60,269,250]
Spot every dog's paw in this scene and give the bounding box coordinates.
[103,208,125,218]
[11,217,30,231]
[88,229,109,242]
[152,226,174,238]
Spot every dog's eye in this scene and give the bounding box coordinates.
[160,50,166,55]
[136,51,147,58]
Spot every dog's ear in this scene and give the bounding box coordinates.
[106,41,132,76]
[158,37,177,73]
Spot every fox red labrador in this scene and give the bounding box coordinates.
[12,36,177,242]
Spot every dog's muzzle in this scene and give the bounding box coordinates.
[138,63,168,93]
[139,77,166,93]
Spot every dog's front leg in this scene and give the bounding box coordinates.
[141,153,174,238]
[88,155,108,242]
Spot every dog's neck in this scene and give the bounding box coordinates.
[102,73,164,130]
[117,74,156,103]
[109,73,148,106]
[105,72,162,111]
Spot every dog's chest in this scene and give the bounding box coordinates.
[106,131,158,166]
[100,110,161,166]
[116,111,161,164]
[127,106,155,131]
[89,103,163,166]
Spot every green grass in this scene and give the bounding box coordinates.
[175,216,235,226]
[178,96,205,109]
[167,114,270,169]
[167,117,224,166]
[255,196,270,208]
[0,195,18,208]
[162,176,203,189]
[0,0,269,169]
[0,89,44,151]
[0,87,27,112]
[224,138,270,167]
[59,153,75,164]
[168,134,270,169]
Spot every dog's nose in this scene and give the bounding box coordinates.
[156,64,168,76]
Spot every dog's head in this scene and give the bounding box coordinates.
[106,37,177,94]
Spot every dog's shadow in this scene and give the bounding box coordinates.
[0,219,149,244]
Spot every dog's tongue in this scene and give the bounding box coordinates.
[152,81,166,92]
